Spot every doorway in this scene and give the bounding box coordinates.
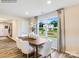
[0,22,12,37]
[37,9,65,52]
[38,16,59,49]
[32,9,65,52]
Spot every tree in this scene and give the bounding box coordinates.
[39,22,44,27]
[50,21,58,27]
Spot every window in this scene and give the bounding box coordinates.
[39,16,59,40]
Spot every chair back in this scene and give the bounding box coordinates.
[16,38,23,49]
[40,41,52,56]
[21,41,33,54]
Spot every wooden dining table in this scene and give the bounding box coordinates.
[19,36,47,58]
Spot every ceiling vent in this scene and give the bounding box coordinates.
[1,0,17,3]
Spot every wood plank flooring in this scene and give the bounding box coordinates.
[0,37,77,58]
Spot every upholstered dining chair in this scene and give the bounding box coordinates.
[20,41,35,58]
[16,38,23,49]
[38,41,52,58]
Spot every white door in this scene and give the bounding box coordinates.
[0,24,8,36]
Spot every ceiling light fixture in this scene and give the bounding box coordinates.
[25,12,29,15]
[47,0,52,4]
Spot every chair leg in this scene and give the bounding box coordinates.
[47,54,51,58]
[34,52,36,58]
[21,52,25,56]
[27,54,29,58]
[34,51,37,58]
[50,54,51,58]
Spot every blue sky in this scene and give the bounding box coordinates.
[39,16,59,24]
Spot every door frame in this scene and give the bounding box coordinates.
[35,8,66,52]
[57,8,66,53]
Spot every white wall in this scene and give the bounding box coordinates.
[17,19,29,36]
[0,14,29,40]
[65,4,79,56]
[38,11,57,20]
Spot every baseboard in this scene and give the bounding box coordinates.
[51,47,57,50]
[0,36,8,37]
[65,51,79,57]
[7,36,15,41]
[7,35,12,39]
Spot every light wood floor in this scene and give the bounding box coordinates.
[0,37,77,58]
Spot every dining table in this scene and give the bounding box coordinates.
[19,36,47,58]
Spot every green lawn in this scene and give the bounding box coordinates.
[39,27,58,39]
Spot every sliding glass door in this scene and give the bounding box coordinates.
[32,9,65,51]
[38,15,59,49]
[39,16,59,38]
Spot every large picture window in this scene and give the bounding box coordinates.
[39,16,59,39]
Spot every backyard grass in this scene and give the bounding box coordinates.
[39,28,58,39]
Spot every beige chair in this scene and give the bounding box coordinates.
[38,41,52,58]
[20,41,35,58]
[16,38,23,49]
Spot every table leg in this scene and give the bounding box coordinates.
[35,46,38,58]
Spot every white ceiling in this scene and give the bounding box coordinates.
[0,0,79,18]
